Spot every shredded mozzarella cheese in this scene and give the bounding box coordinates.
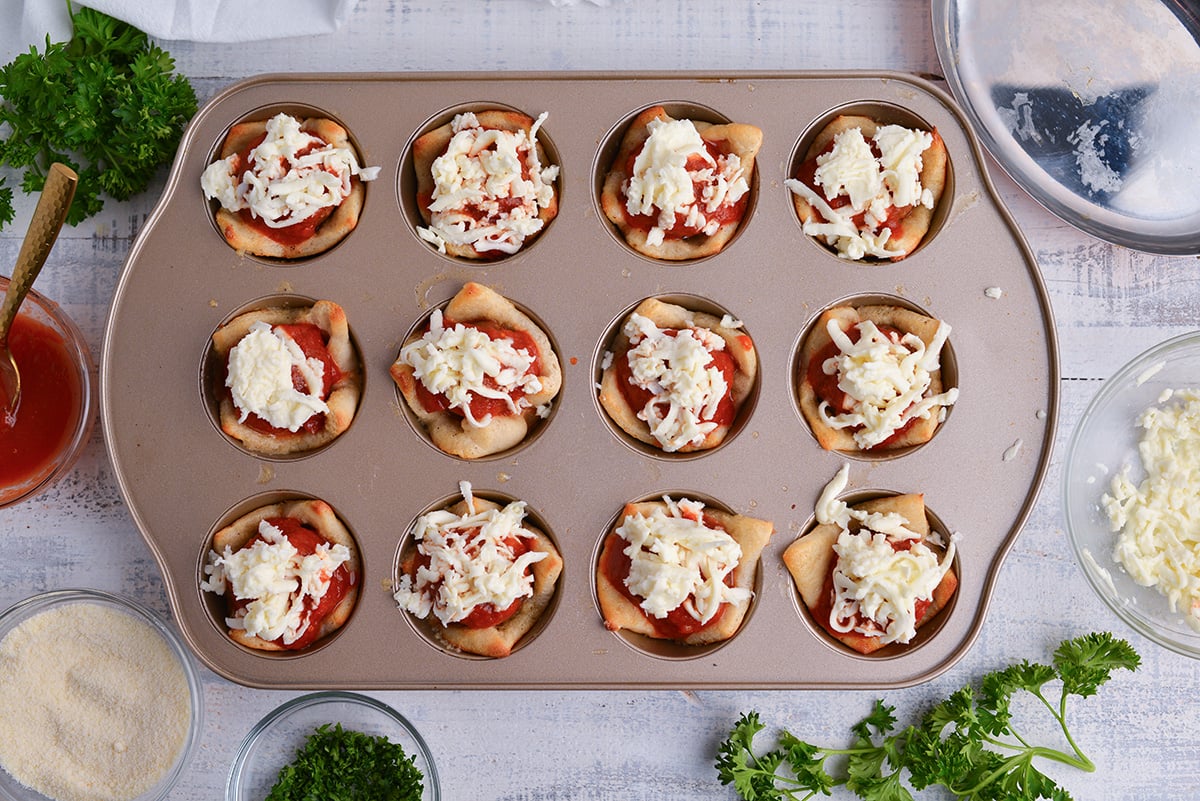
[816,317,958,449]
[226,321,330,431]
[201,112,379,228]
[623,117,749,247]
[400,309,542,427]
[814,466,956,645]
[417,111,560,255]
[622,312,732,452]
[393,481,548,626]
[785,123,935,259]
[201,519,351,646]
[616,497,750,624]
[1103,388,1200,631]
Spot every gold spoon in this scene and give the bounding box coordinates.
[0,163,78,428]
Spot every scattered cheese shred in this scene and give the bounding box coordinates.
[815,465,956,645]
[399,309,542,427]
[201,519,351,645]
[623,117,749,247]
[226,321,329,431]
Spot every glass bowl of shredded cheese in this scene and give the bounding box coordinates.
[1064,331,1200,659]
[0,588,202,801]
[227,691,440,801]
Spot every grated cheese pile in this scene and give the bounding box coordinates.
[815,465,956,645]
[816,317,958,449]
[616,496,750,624]
[417,112,559,255]
[621,312,733,452]
[201,519,352,645]
[623,117,750,247]
[1103,388,1200,631]
[0,602,191,801]
[785,124,935,259]
[227,321,329,431]
[394,481,548,626]
[400,309,545,427]
[201,112,379,228]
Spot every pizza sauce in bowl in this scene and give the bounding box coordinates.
[0,277,94,509]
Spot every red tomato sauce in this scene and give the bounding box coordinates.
[409,529,531,629]
[805,322,918,449]
[600,513,733,640]
[621,140,748,239]
[415,319,541,421]
[0,313,84,491]
[232,132,340,247]
[228,516,355,650]
[230,322,341,437]
[614,329,736,428]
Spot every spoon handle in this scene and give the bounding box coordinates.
[0,163,79,343]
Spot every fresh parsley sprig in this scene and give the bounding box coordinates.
[266,722,424,801]
[716,632,1140,801]
[0,3,197,229]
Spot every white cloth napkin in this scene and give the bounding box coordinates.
[1,0,358,64]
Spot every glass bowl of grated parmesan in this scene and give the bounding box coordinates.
[0,588,202,801]
[1064,331,1200,659]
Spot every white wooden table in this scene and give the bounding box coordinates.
[2,2,1198,799]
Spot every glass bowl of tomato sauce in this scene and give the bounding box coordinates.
[0,276,95,508]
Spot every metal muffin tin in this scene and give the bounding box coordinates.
[101,72,1057,689]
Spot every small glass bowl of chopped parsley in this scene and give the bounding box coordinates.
[1064,330,1200,660]
[227,691,438,801]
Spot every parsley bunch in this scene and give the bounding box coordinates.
[716,632,1140,801]
[0,3,197,230]
[266,722,424,801]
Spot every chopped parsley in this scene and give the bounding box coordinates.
[266,722,424,801]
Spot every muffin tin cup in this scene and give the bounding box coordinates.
[102,71,1057,689]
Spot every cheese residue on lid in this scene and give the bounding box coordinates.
[816,317,958,449]
[201,519,352,646]
[393,481,548,626]
[400,309,543,427]
[815,465,956,645]
[616,496,750,624]
[227,320,330,431]
[201,112,379,228]
[784,123,935,259]
[622,312,733,452]
[417,111,560,255]
[1103,388,1200,631]
[623,117,750,247]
